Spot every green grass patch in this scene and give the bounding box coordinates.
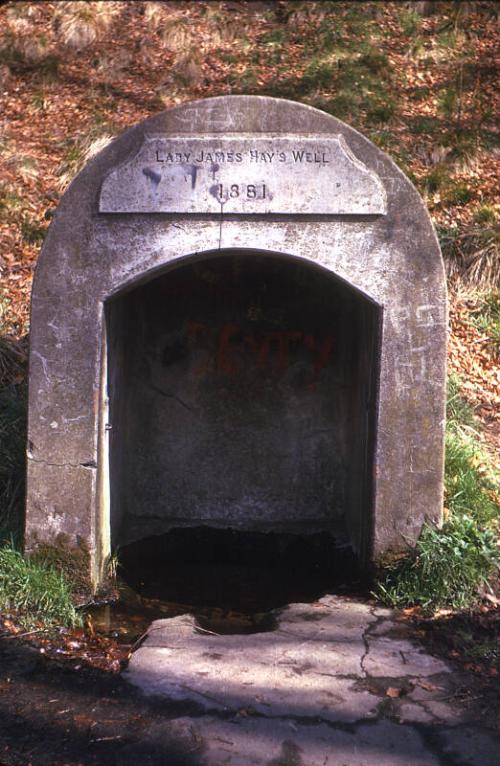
[437,85,459,119]
[368,130,400,152]
[473,204,497,225]
[445,182,474,206]
[20,218,47,246]
[375,376,499,611]
[376,514,498,611]
[399,9,422,37]
[358,50,389,75]
[463,637,499,666]
[260,28,288,45]
[436,28,461,52]
[445,424,498,528]
[410,85,432,102]
[409,115,442,135]
[446,374,476,428]
[443,375,497,526]
[317,27,345,55]
[366,97,397,125]
[0,545,81,628]
[321,94,352,121]
[302,58,337,90]
[469,292,500,355]
[424,164,451,194]
[421,168,476,208]
[336,51,391,92]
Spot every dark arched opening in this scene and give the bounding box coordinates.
[105,251,381,607]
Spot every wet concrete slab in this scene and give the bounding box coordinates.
[124,596,499,765]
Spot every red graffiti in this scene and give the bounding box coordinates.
[186,321,334,386]
[217,323,240,375]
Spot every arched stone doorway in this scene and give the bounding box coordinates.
[106,250,381,562]
[25,96,447,590]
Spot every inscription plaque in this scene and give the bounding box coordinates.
[100,135,387,215]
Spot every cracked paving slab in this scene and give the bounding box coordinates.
[125,596,499,765]
[126,597,380,722]
[123,717,448,766]
[363,635,451,678]
[174,717,444,766]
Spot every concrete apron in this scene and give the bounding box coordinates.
[125,596,498,765]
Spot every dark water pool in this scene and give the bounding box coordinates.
[86,527,358,642]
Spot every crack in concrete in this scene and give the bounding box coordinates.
[176,683,229,711]
[218,205,223,249]
[359,605,381,677]
[148,382,198,414]
[129,685,494,766]
[176,703,453,739]
[127,599,496,765]
[27,455,96,470]
[156,690,487,751]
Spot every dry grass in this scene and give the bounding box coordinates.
[2,3,49,67]
[440,225,500,290]
[53,1,122,51]
[5,2,44,33]
[57,132,114,191]
[145,3,195,52]
[145,1,237,53]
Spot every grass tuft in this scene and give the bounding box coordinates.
[399,9,422,37]
[0,545,81,628]
[376,514,498,611]
[56,127,114,190]
[366,98,396,125]
[375,376,499,612]
[445,182,474,207]
[444,426,498,528]
[473,205,497,226]
[54,1,121,51]
[439,225,500,289]
[20,218,47,246]
[469,292,499,354]
[445,373,477,428]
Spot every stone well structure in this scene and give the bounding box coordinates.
[26,96,447,587]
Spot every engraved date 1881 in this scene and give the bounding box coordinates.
[216,183,267,201]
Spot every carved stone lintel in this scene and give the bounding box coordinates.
[100,134,387,215]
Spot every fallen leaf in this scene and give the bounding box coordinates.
[416,680,441,692]
[386,687,402,698]
[484,593,499,606]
